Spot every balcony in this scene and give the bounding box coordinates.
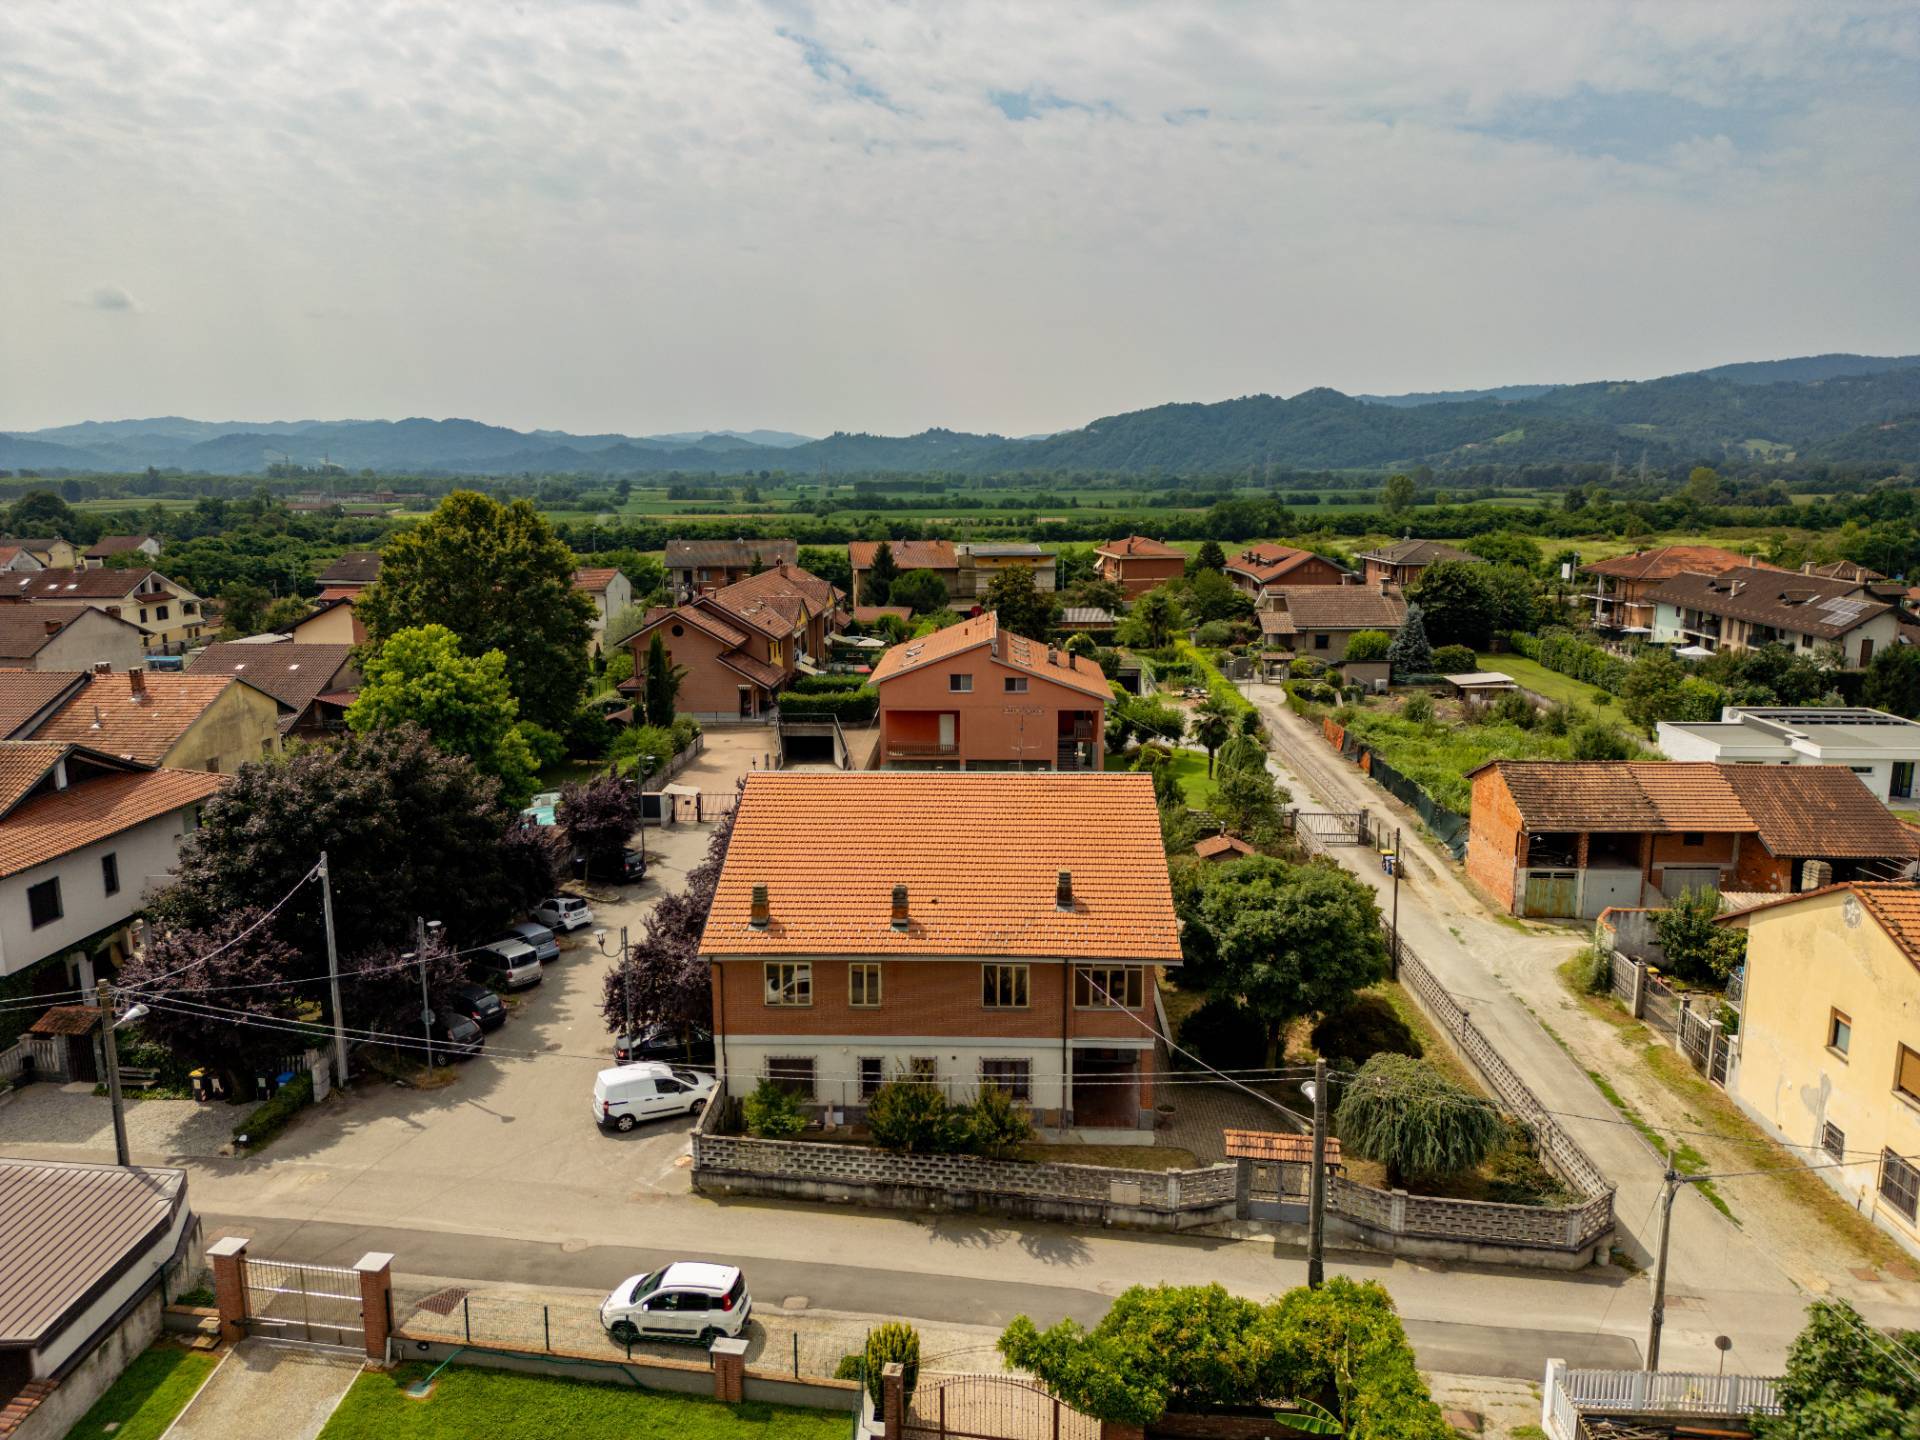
[887,741,959,759]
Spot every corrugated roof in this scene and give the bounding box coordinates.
[702,772,1180,959]
[27,672,244,764]
[849,540,956,571]
[870,612,1110,701]
[0,765,226,877]
[188,643,356,732]
[0,1159,186,1346]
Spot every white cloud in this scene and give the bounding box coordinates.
[1,0,1916,434]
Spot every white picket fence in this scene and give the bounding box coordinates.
[1542,1361,1782,1438]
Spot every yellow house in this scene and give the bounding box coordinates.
[23,670,284,774]
[287,595,365,646]
[1724,882,1920,1258]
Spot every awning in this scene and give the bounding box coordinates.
[1674,645,1713,659]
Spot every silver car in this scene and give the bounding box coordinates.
[499,920,560,962]
[532,895,595,932]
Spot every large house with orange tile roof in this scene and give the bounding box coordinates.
[848,539,959,607]
[1093,536,1185,597]
[1719,882,1920,1260]
[8,569,207,655]
[0,740,226,985]
[699,770,1181,1131]
[666,539,799,602]
[570,566,634,654]
[622,563,843,721]
[1224,545,1352,605]
[869,612,1109,771]
[1466,759,1920,920]
[1579,545,1780,635]
[6,669,283,775]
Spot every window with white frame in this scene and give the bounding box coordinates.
[982,964,1029,1008]
[980,1058,1032,1102]
[949,673,973,693]
[848,963,881,1008]
[1075,965,1145,1009]
[764,962,812,1007]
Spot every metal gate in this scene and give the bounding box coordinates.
[903,1376,1100,1440]
[1291,810,1367,845]
[244,1259,364,1348]
[1521,870,1578,918]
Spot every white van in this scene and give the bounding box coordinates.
[475,938,542,991]
[593,1063,716,1132]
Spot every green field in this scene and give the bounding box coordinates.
[1475,652,1611,708]
[319,1363,853,1440]
[1105,747,1218,807]
[65,1345,219,1440]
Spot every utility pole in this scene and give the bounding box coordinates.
[97,980,131,1167]
[1390,826,1402,979]
[1307,1056,1328,1289]
[416,915,434,1070]
[319,851,347,1086]
[1646,1169,1706,1371]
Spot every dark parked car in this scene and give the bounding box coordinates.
[573,849,647,884]
[447,981,506,1031]
[615,1023,715,1067]
[429,1010,485,1059]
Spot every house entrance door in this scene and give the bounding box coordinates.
[1894,762,1915,800]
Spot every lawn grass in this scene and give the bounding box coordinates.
[1104,747,1218,807]
[319,1363,853,1440]
[65,1344,219,1440]
[1475,652,1611,709]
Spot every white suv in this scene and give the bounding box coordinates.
[531,896,594,931]
[601,1262,750,1345]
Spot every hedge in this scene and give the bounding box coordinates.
[1507,628,1629,692]
[790,672,871,694]
[1175,642,1258,724]
[233,1071,314,1151]
[776,687,879,722]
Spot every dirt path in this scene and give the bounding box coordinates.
[1244,684,1920,1345]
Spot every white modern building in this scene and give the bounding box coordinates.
[1657,707,1920,805]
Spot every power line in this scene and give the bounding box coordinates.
[125,863,321,988]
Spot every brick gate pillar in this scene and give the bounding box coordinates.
[881,1362,906,1437]
[353,1252,394,1362]
[711,1336,749,1403]
[206,1235,249,1344]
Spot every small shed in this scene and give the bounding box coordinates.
[1060,606,1116,636]
[1445,671,1518,701]
[27,1006,100,1084]
[1194,834,1256,862]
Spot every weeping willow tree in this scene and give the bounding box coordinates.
[1334,1053,1505,1188]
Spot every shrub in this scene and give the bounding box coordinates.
[863,1322,921,1406]
[743,1079,808,1138]
[1334,1053,1504,1187]
[234,1071,314,1150]
[1310,994,1422,1069]
[1400,692,1434,725]
[790,672,870,693]
[1177,997,1268,1070]
[1344,630,1392,663]
[963,1084,1036,1160]
[1194,620,1237,647]
[865,1079,964,1153]
[1522,627,1629,692]
[1571,718,1634,760]
[1654,887,1746,986]
[1570,945,1612,995]
[612,722,677,776]
[669,714,701,753]
[1430,644,1476,674]
[776,687,878,722]
[1289,656,1327,679]
[1487,690,1537,729]
[834,1353,865,1385]
[1483,1124,1570,1206]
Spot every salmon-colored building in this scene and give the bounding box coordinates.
[1224,545,1352,605]
[1465,760,1920,921]
[1093,536,1185,597]
[623,564,843,721]
[869,612,1109,771]
[699,771,1181,1131]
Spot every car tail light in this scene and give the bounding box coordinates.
[720,1292,733,1311]
[602,1101,611,1117]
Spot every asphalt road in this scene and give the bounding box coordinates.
[207,1211,1640,1380]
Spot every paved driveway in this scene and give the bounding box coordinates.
[164,1339,361,1440]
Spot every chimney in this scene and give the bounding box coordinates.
[1047,644,1058,666]
[45,619,63,636]
[92,659,110,673]
[1801,859,1833,892]
[1056,870,1073,911]
[749,884,770,930]
[890,884,910,931]
[1378,577,1391,595]
[90,704,103,730]
[128,668,147,703]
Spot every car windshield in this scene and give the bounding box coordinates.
[628,1270,664,1303]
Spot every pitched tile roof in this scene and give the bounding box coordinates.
[0,547,31,568]
[187,643,356,731]
[711,564,838,617]
[628,605,785,692]
[638,604,750,651]
[666,539,798,569]
[84,535,155,558]
[0,741,71,815]
[870,612,1111,701]
[27,1005,100,1037]
[317,551,382,585]
[849,539,957,571]
[26,672,245,763]
[572,567,623,592]
[702,772,1180,958]
[0,765,225,878]
[1801,559,1885,583]
[1095,535,1184,560]
[1480,759,1920,859]
[1720,882,1920,971]
[1354,539,1480,566]
[1195,834,1256,859]
[1263,585,1407,633]
[1645,569,1898,640]
[1224,1129,1342,1165]
[1226,546,1345,586]
[1582,545,1779,582]
[0,671,88,739]
[7,568,159,600]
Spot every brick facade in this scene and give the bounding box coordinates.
[1465,767,1524,910]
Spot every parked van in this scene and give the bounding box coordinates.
[474,938,542,990]
[593,1063,715,1132]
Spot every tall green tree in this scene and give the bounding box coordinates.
[642,632,686,727]
[6,490,79,538]
[1195,540,1226,572]
[865,541,899,604]
[984,565,1059,640]
[1405,560,1497,649]
[218,580,270,638]
[1385,603,1433,675]
[1191,701,1233,777]
[1864,645,1920,719]
[1381,472,1417,516]
[1334,1053,1505,1187]
[356,490,594,732]
[1759,1300,1920,1438]
[888,568,950,616]
[1123,587,1183,648]
[346,624,541,802]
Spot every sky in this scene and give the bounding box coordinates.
[3,1,1919,439]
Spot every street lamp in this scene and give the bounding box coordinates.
[96,982,151,1167]
[639,756,655,867]
[410,916,445,1070]
[594,927,632,1044]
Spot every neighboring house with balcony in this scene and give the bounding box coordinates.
[1224,545,1352,605]
[1093,536,1185,597]
[0,740,225,989]
[1644,568,1916,669]
[955,544,1055,601]
[1465,759,1920,920]
[1657,706,1920,806]
[8,569,207,654]
[571,567,634,654]
[848,540,959,607]
[1718,883,1920,1262]
[1580,545,1779,635]
[0,604,146,673]
[10,669,282,775]
[1256,582,1406,661]
[82,534,162,568]
[665,539,798,602]
[870,611,1108,771]
[699,770,1181,1132]
[1352,538,1480,589]
[187,642,361,742]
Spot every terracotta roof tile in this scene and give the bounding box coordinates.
[0,741,69,815]
[703,772,1180,959]
[27,672,243,764]
[1095,536,1184,560]
[1267,586,1406,631]
[0,766,225,878]
[0,672,86,739]
[27,1005,100,1037]
[637,605,750,651]
[572,567,621,592]
[1644,569,1894,640]
[1226,546,1347,586]
[1581,546,1780,582]
[1721,883,1920,972]
[870,612,1110,701]
[7,568,161,600]
[1721,765,1920,859]
[188,643,356,732]
[849,540,957,571]
[666,539,798,569]
[1353,539,1480,566]
[1194,834,1256,859]
[1224,1130,1342,1164]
